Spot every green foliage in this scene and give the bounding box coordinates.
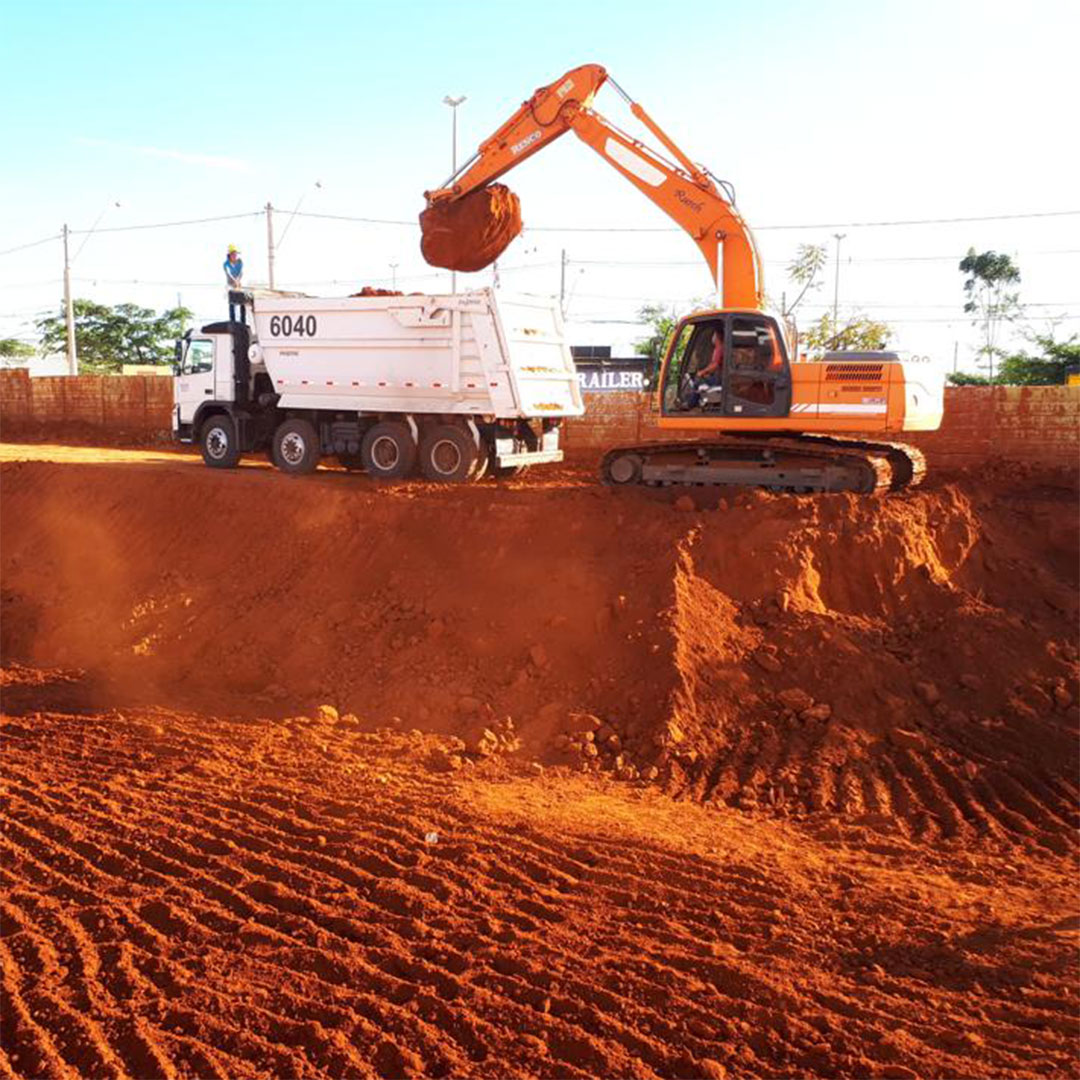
[803,312,892,353]
[633,303,678,365]
[0,338,35,365]
[634,299,710,387]
[946,371,992,386]
[997,332,1080,385]
[37,299,192,374]
[783,243,828,315]
[946,332,1078,386]
[958,248,1022,378]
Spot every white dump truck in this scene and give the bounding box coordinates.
[172,289,584,481]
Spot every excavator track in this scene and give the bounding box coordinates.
[599,433,926,495]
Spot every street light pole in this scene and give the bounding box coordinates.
[831,232,846,346]
[443,94,466,295]
[266,202,276,290]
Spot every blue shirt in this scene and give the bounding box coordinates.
[224,257,243,285]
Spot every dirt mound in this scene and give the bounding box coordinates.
[1,454,1077,852]
[2,701,1077,1079]
[419,184,522,272]
[349,287,405,297]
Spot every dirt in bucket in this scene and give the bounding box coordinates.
[419,183,522,272]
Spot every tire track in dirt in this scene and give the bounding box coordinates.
[3,704,1078,1079]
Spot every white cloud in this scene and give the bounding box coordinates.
[76,137,249,172]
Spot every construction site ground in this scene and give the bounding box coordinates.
[2,443,1078,1080]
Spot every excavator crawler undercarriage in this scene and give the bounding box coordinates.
[600,434,926,495]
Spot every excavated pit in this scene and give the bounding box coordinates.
[2,447,1079,1079]
[3,453,1077,844]
[419,183,522,272]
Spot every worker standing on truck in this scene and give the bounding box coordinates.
[224,245,243,321]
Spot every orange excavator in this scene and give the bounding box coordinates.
[421,64,942,493]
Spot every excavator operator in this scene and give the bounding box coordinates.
[699,328,724,383]
[695,325,725,408]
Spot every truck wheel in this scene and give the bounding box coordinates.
[200,415,241,468]
[361,421,417,480]
[272,418,321,475]
[419,424,480,483]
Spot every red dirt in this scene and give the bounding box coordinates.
[419,185,523,273]
[350,288,405,298]
[2,445,1079,1078]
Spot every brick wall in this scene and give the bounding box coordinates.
[563,386,1080,471]
[906,387,1080,469]
[2,369,1077,471]
[0,369,173,439]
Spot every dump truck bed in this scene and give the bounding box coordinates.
[248,289,584,420]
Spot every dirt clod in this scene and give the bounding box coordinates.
[419,184,522,273]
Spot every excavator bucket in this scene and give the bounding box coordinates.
[419,184,522,273]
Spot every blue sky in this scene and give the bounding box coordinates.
[1,0,1077,369]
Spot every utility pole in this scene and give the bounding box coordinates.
[443,94,466,295]
[389,262,398,289]
[952,340,958,374]
[266,202,276,290]
[559,249,568,317]
[831,232,846,344]
[62,224,77,375]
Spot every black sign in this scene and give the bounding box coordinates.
[575,360,650,394]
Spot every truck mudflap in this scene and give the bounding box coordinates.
[492,426,562,467]
[495,447,564,466]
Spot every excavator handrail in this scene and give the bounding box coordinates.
[423,63,764,309]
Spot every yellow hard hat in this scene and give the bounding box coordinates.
[228,245,239,254]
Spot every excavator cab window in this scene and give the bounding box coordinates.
[662,319,727,414]
[722,316,791,419]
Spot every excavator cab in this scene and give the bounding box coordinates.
[661,312,791,420]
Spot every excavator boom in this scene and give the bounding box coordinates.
[423,64,764,309]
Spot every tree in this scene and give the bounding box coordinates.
[634,299,709,386]
[633,303,679,367]
[0,339,35,367]
[802,312,892,354]
[783,243,828,316]
[946,371,992,386]
[959,248,1022,381]
[36,299,192,374]
[997,332,1080,385]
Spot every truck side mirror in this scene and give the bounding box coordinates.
[173,341,183,374]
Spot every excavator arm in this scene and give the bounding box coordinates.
[423,63,764,309]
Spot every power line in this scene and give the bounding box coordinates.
[291,210,417,227]
[68,211,264,235]
[0,233,61,257]
[570,248,1080,269]
[290,207,1080,233]
[531,209,1080,233]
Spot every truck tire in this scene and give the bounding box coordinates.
[361,421,417,480]
[200,415,241,469]
[419,424,480,483]
[272,418,321,475]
